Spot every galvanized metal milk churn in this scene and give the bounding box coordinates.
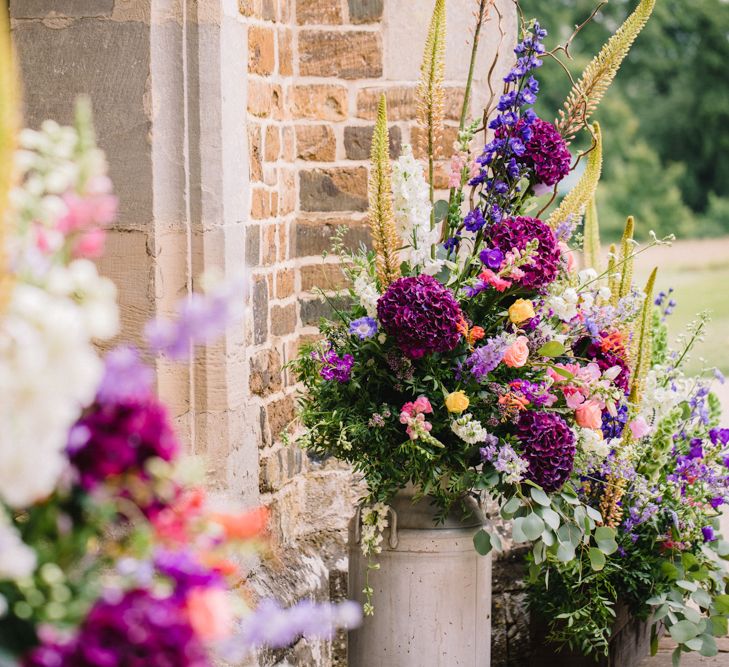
[348,485,492,666]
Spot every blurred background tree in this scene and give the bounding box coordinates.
[520,0,729,240]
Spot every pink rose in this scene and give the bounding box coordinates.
[412,396,433,414]
[186,587,233,642]
[503,336,530,368]
[575,400,602,430]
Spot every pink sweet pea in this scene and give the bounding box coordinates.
[629,416,651,439]
[559,242,577,273]
[478,269,512,292]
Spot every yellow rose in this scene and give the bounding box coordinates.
[508,298,535,324]
[445,390,469,413]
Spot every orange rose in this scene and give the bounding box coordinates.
[503,336,530,368]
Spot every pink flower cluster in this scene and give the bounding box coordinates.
[399,396,433,440]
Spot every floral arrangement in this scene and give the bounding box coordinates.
[0,18,359,666]
[293,1,729,659]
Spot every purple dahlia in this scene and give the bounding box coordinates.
[24,589,210,667]
[486,216,561,289]
[517,411,576,492]
[377,275,463,359]
[68,398,179,490]
[521,118,571,187]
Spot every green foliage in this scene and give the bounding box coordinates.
[637,406,683,482]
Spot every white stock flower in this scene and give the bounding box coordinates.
[548,287,580,322]
[0,511,36,581]
[353,272,380,318]
[579,428,610,458]
[392,145,442,274]
[451,413,489,445]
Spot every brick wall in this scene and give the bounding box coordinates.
[239,1,517,665]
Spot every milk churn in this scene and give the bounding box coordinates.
[348,486,492,667]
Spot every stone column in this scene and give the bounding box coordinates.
[10,0,259,503]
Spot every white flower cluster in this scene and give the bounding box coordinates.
[0,121,119,510]
[0,510,36,583]
[392,145,442,275]
[360,502,390,557]
[640,368,692,422]
[578,427,610,459]
[353,272,380,318]
[451,413,489,444]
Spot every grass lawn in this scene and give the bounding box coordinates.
[633,239,729,375]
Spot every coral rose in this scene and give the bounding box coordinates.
[503,336,530,368]
[575,400,603,430]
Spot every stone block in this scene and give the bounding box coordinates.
[278,28,294,77]
[248,25,276,76]
[249,125,263,181]
[249,347,283,396]
[357,85,465,121]
[271,303,298,336]
[12,19,153,230]
[265,125,281,161]
[348,0,383,24]
[252,275,269,345]
[300,263,349,291]
[248,79,283,119]
[291,218,370,257]
[266,394,297,442]
[251,188,272,219]
[299,30,382,79]
[300,294,353,326]
[10,0,113,18]
[296,125,336,161]
[296,0,342,24]
[290,84,348,121]
[276,269,295,299]
[300,167,368,212]
[343,124,401,160]
[245,224,261,267]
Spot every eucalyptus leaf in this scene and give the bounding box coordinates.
[692,589,712,609]
[684,637,704,651]
[676,579,698,592]
[540,507,560,531]
[594,526,619,555]
[700,634,718,657]
[585,505,603,523]
[541,529,555,547]
[512,517,529,544]
[668,620,700,644]
[501,496,521,518]
[556,541,576,563]
[530,487,550,507]
[589,547,606,571]
[522,513,546,541]
[434,199,450,222]
[473,529,492,556]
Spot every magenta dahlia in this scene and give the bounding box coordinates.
[486,216,561,289]
[517,411,576,492]
[377,275,463,359]
[522,118,571,187]
[68,398,179,490]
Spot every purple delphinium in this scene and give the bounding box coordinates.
[24,589,211,667]
[223,599,362,657]
[602,404,629,440]
[466,335,509,382]
[517,411,576,492]
[479,247,505,270]
[349,316,378,340]
[464,208,486,233]
[312,346,354,383]
[702,526,716,542]
[145,278,244,360]
[377,275,463,359]
[486,216,561,289]
[154,549,223,598]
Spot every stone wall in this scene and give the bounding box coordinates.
[11,1,518,664]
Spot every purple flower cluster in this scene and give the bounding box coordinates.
[466,335,509,381]
[312,346,354,383]
[25,589,210,667]
[97,346,154,404]
[601,404,629,440]
[349,316,378,340]
[457,22,546,246]
[377,275,463,359]
[68,396,179,490]
[579,335,631,394]
[486,216,561,289]
[518,117,571,187]
[154,549,223,598]
[517,411,576,492]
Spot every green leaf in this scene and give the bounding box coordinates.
[434,199,449,222]
[522,513,546,541]
[512,517,529,544]
[650,628,659,656]
[530,487,550,507]
[594,526,619,555]
[676,579,698,592]
[541,529,555,547]
[585,505,603,523]
[473,529,492,556]
[533,540,546,564]
[672,647,681,667]
[538,341,566,357]
[540,507,560,531]
[710,615,728,637]
[684,637,703,651]
[556,541,576,563]
[589,547,606,571]
[692,589,712,609]
[501,496,521,518]
[669,620,700,644]
[713,594,729,615]
[549,364,574,380]
[700,634,718,657]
